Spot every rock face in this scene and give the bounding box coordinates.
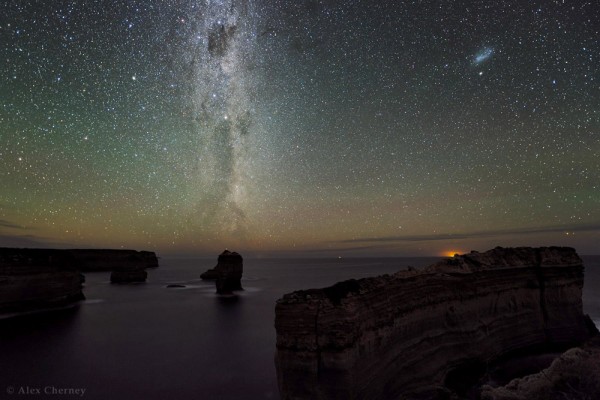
[201,250,243,294]
[68,249,159,272]
[94,252,151,283]
[0,247,158,305]
[200,267,219,280]
[275,247,596,400]
[216,250,243,294]
[0,248,85,314]
[481,337,600,400]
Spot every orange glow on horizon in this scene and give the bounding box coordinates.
[442,250,463,258]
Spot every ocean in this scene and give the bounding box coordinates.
[0,256,598,400]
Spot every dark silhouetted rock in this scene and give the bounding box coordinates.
[68,249,159,272]
[200,268,218,280]
[200,250,243,294]
[481,337,600,400]
[0,248,85,315]
[275,247,597,400]
[216,250,243,295]
[109,254,148,283]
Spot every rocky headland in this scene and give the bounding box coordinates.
[275,247,597,400]
[0,247,159,312]
[0,248,85,315]
[200,250,243,294]
[68,249,158,272]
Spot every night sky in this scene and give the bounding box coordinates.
[1,0,599,256]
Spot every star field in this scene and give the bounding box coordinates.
[1,0,599,256]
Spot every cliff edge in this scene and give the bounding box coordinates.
[68,249,159,272]
[275,247,596,400]
[0,248,85,315]
[0,247,159,314]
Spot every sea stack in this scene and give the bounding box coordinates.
[109,254,149,283]
[275,246,597,400]
[201,250,243,294]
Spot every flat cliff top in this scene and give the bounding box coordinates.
[0,248,78,273]
[67,249,157,255]
[278,246,582,305]
[0,247,158,273]
[0,247,157,257]
[425,246,582,273]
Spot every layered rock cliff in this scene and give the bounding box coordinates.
[481,337,600,400]
[275,247,596,400]
[0,248,85,314]
[0,247,159,314]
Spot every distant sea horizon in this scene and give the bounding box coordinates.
[154,252,600,259]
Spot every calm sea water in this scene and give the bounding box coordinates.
[0,256,598,400]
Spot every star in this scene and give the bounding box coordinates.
[0,0,596,256]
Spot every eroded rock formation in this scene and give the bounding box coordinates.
[94,252,151,283]
[275,247,596,400]
[200,267,219,280]
[0,248,85,314]
[0,247,158,311]
[201,250,243,294]
[68,249,159,272]
[481,337,600,400]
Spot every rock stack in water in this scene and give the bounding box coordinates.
[110,254,148,283]
[275,246,598,400]
[201,250,243,294]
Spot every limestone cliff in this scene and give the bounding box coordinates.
[481,337,600,400]
[0,248,85,314]
[0,247,158,313]
[275,247,596,400]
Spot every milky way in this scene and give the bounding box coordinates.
[0,1,598,256]
[183,0,258,238]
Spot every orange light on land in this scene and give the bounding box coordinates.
[443,250,463,258]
